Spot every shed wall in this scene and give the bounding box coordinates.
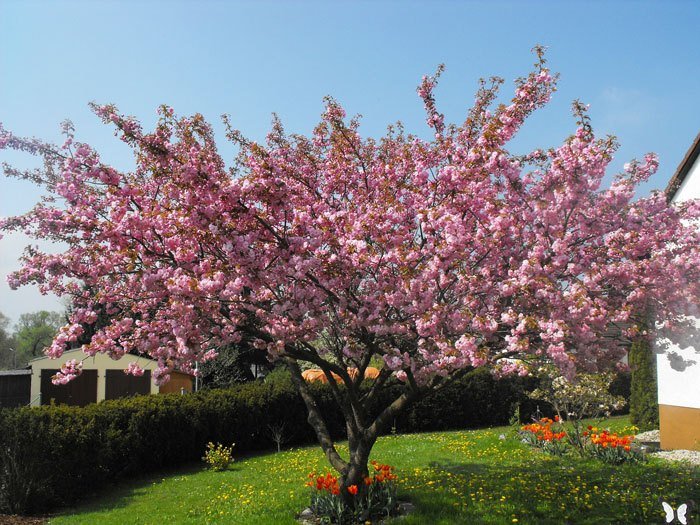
[0,374,30,408]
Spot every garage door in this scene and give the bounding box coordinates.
[105,369,151,400]
[41,369,98,406]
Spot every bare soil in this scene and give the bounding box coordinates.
[0,515,48,524]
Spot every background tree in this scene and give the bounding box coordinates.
[198,342,271,388]
[197,310,272,388]
[0,313,17,370]
[13,311,63,367]
[1,49,698,496]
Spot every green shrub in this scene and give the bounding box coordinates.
[629,338,659,431]
[202,442,235,471]
[609,371,631,415]
[394,368,539,431]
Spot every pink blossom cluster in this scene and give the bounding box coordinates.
[52,359,83,385]
[124,362,145,376]
[1,53,698,387]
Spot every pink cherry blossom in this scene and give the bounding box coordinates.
[124,362,145,377]
[52,359,83,385]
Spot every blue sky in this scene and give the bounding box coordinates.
[1,0,699,324]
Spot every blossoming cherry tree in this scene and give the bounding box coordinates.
[1,49,698,494]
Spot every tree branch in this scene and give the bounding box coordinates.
[284,357,348,473]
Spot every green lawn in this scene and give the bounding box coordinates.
[50,416,699,524]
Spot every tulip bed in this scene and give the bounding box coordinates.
[519,417,646,464]
[49,416,698,525]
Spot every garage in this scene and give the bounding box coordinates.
[29,349,193,407]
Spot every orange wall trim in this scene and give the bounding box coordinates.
[659,404,700,451]
[158,372,194,395]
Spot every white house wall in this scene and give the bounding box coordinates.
[674,156,700,201]
[656,146,700,450]
[657,155,700,410]
[656,343,700,409]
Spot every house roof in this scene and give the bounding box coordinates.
[28,348,194,377]
[666,131,700,201]
[0,369,32,376]
[29,347,161,364]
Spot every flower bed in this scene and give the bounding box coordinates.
[520,418,645,464]
[520,416,568,456]
[584,427,644,464]
[305,462,399,524]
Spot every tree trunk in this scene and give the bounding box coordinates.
[285,358,349,473]
[338,437,372,507]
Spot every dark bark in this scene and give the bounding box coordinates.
[285,358,348,473]
[338,439,371,506]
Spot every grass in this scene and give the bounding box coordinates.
[50,416,699,524]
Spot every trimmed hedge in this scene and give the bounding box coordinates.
[629,338,659,431]
[0,368,541,514]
